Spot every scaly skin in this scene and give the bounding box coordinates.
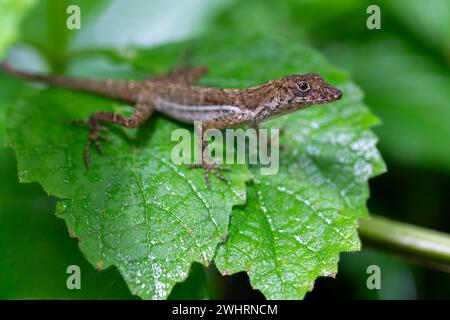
[0,62,342,187]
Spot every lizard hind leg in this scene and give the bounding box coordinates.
[149,66,208,85]
[149,44,208,85]
[81,102,154,168]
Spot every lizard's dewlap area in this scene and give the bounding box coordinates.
[4,35,385,299]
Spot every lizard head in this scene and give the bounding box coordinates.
[248,73,342,122]
[272,73,342,113]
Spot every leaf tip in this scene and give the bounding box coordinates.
[221,269,231,276]
[323,271,337,278]
[96,259,104,271]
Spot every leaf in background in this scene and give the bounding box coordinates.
[386,0,450,57]
[337,249,417,300]
[286,0,363,31]
[19,0,110,51]
[325,39,450,173]
[0,0,36,142]
[209,0,304,40]
[71,0,226,50]
[168,263,209,300]
[16,0,111,72]
[0,72,30,144]
[208,0,366,44]
[19,0,226,56]
[0,0,35,59]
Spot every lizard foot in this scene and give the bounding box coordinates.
[84,127,110,168]
[67,119,109,132]
[189,163,230,189]
[68,119,110,168]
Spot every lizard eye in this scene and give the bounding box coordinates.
[298,81,310,92]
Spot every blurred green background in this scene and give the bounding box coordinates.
[0,0,449,299]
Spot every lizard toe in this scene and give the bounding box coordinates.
[188,162,230,188]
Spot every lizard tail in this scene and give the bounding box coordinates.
[0,62,141,102]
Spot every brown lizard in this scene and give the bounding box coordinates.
[0,62,342,186]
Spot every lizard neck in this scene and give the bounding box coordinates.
[148,80,278,110]
[233,81,278,110]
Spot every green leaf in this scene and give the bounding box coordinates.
[210,38,385,299]
[6,88,249,299]
[6,34,384,299]
[133,35,385,299]
[5,48,251,299]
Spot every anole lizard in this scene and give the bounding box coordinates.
[0,62,342,187]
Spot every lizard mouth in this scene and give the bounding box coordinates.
[326,87,342,102]
[334,90,343,100]
[311,91,342,104]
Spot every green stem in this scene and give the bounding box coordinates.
[359,215,450,272]
[46,0,69,73]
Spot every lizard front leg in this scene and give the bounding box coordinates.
[189,120,233,189]
[189,140,231,188]
[83,102,154,167]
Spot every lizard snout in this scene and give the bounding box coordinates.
[325,85,342,101]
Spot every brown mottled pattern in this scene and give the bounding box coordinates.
[1,63,342,184]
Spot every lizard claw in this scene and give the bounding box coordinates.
[67,118,111,168]
[83,121,111,168]
[189,163,230,189]
[67,119,109,132]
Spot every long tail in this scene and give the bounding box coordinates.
[0,62,142,102]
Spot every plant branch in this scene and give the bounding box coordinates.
[359,214,450,272]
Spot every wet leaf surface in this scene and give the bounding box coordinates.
[6,35,384,299]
